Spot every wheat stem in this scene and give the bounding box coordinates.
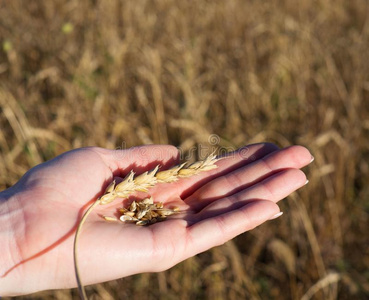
[73,199,101,300]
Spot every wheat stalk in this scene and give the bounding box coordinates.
[73,152,220,299]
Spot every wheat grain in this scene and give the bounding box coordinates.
[113,197,180,226]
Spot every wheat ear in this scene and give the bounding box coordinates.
[73,152,220,299]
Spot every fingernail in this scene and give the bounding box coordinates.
[305,179,309,185]
[310,155,315,163]
[269,212,283,220]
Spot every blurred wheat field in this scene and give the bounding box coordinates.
[1,0,369,299]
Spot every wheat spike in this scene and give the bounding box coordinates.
[74,152,221,300]
[97,152,220,205]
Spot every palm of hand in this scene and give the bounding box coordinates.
[7,143,311,293]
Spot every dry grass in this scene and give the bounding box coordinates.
[1,0,369,299]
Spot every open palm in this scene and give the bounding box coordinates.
[0,143,312,295]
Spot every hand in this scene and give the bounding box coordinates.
[0,143,312,295]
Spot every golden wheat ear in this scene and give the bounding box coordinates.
[73,152,221,299]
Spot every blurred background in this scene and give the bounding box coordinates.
[1,0,368,299]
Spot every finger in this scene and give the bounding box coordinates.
[185,145,312,207]
[185,143,280,195]
[92,145,180,175]
[190,168,306,220]
[185,200,280,257]
[158,143,279,200]
[235,168,308,203]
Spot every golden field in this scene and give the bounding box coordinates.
[1,0,369,299]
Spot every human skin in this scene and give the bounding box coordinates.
[0,143,312,296]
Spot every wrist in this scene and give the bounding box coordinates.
[0,188,26,296]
